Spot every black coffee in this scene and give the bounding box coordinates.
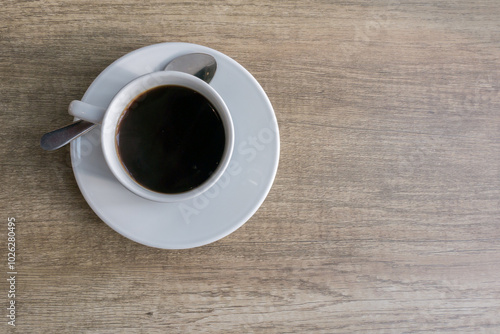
[116,85,225,194]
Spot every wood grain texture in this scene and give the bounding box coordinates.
[1,0,500,333]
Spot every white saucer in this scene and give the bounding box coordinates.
[70,43,280,249]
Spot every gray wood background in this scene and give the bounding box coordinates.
[1,0,499,332]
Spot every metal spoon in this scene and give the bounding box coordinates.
[40,53,217,151]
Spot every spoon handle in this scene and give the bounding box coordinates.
[40,120,96,151]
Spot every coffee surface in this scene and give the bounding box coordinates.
[116,85,225,194]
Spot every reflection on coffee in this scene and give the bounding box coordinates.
[116,85,225,194]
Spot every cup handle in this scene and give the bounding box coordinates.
[68,100,107,124]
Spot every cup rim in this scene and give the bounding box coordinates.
[100,71,234,202]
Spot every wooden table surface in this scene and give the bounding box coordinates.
[1,0,499,333]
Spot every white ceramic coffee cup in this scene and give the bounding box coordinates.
[69,71,234,202]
